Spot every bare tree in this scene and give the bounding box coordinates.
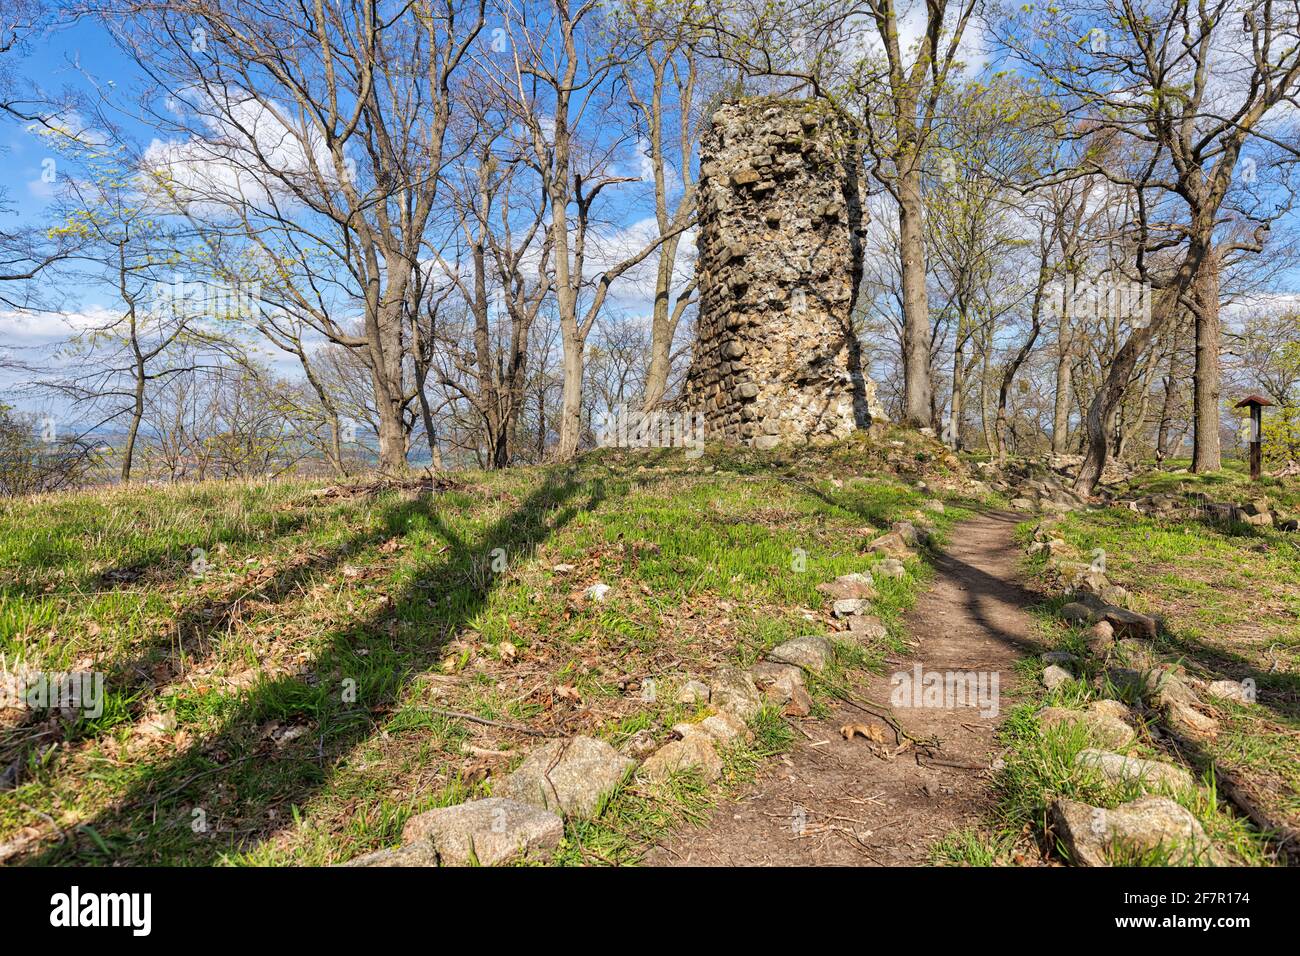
[999,0,1300,492]
[490,0,686,460]
[430,79,552,466]
[616,0,704,411]
[113,0,486,472]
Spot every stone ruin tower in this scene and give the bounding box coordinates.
[679,98,876,449]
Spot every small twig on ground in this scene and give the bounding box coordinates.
[417,707,557,737]
[916,755,989,771]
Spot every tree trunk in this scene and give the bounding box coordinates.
[375,397,407,472]
[122,364,145,483]
[898,160,932,427]
[414,367,442,472]
[1077,241,1207,494]
[1191,253,1222,473]
[949,337,965,451]
[557,329,584,460]
[328,414,346,477]
[1052,314,1072,455]
[1155,375,1176,464]
[997,287,1046,461]
[1155,339,1183,465]
[642,234,682,411]
[979,346,996,455]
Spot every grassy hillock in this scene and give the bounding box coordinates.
[0,429,982,865]
[1017,462,1300,857]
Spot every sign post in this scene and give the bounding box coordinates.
[1235,395,1274,481]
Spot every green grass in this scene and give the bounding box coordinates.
[966,490,1300,866]
[0,429,981,865]
[1018,485,1300,839]
[551,706,798,866]
[943,691,1273,866]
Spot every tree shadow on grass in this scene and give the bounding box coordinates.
[25,467,607,865]
[0,484,325,602]
[1,494,442,790]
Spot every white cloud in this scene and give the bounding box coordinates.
[141,90,339,216]
[0,305,117,347]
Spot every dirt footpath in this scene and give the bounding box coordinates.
[648,511,1043,866]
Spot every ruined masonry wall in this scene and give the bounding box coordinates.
[680,98,878,449]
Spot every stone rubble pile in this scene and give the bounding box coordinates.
[343,544,916,866]
[1118,492,1298,531]
[1019,521,1264,866]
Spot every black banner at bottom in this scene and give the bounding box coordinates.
[0,864,1287,943]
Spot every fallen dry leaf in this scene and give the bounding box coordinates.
[840,722,885,743]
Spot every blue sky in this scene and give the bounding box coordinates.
[2,18,156,385]
[4,9,1299,421]
[3,19,142,220]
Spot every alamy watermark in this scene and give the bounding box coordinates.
[150,274,262,320]
[890,664,1000,718]
[595,404,705,459]
[1,654,104,719]
[1047,276,1151,328]
[49,886,151,936]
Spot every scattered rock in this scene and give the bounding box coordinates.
[675,710,750,745]
[869,531,911,557]
[1042,664,1074,690]
[1038,706,1136,749]
[891,520,920,546]
[709,666,764,721]
[1205,679,1255,704]
[619,729,659,760]
[1043,651,1078,667]
[1044,539,1073,558]
[1164,698,1219,737]
[676,679,711,705]
[1084,620,1115,655]
[1088,699,1132,723]
[1059,601,1097,625]
[1071,570,1111,596]
[1145,667,1199,709]
[845,614,888,641]
[1075,749,1194,791]
[493,737,634,818]
[400,798,564,866]
[925,499,945,513]
[751,660,815,716]
[816,572,876,601]
[1050,796,1215,866]
[1010,497,1036,511]
[552,563,575,574]
[768,635,834,673]
[1099,585,1130,608]
[1102,607,1157,640]
[584,583,611,602]
[874,558,905,579]
[639,733,724,783]
[340,843,440,867]
[749,661,806,699]
[832,597,872,618]
[782,683,814,716]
